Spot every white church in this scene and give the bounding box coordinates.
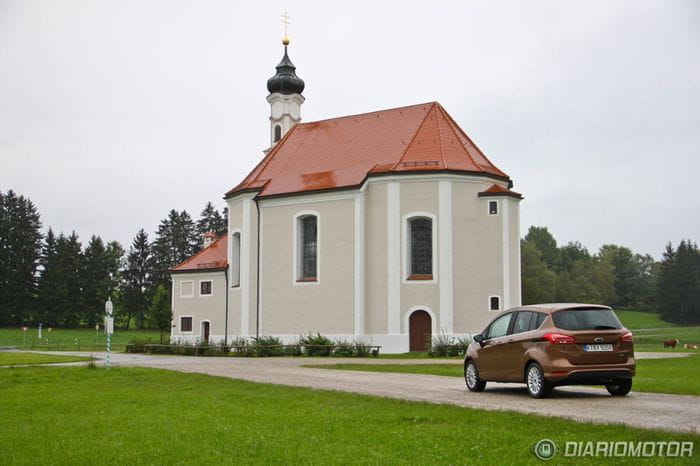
[170,37,523,353]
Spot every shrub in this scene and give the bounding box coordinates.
[333,339,355,357]
[354,340,371,357]
[85,355,97,369]
[252,335,285,357]
[126,337,153,353]
[301,333,333,356]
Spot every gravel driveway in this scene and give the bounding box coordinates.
[55,351,699,434]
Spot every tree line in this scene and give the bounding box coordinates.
[1,189,698,328]
[0,189,226,329]
[521,226,699,324]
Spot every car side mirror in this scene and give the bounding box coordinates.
[473,334,484,346]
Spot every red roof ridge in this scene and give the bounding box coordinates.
[391,102,438,170]
[438,103,507,177]
[302,101,437,127]
[434,105,447,169]
[170,234,228,271]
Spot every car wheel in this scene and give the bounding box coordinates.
[464,360,486,392]
[526,363,553,398]
[606,379,632,396]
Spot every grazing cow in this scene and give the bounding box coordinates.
[663,339,679,349]
[683,343,698,350]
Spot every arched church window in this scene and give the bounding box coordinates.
[296,215,317,281]
[408,217,432,279]
[274,125,282,142]
[231,232,241,287]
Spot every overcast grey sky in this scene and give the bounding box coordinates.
[1,0,698,258]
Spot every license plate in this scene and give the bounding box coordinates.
[584,344,613,352]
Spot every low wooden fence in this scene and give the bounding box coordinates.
[126,343,382,357]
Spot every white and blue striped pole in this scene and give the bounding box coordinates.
[105,298,113,369]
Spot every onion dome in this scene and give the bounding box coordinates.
[266,40,305,95]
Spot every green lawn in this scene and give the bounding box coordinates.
[0,366,696,465]
[0,327,164,351]
[306,356,700,396]
[614,310,675,330]
[0,352,92,366]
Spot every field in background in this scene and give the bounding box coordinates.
[0,328,163,351]
[0,366,696,465]
[306,355,700,396]
[614,310,675,329]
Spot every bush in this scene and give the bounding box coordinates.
[354,340,371,357]
[333,339,355,357]
[301,333,333,356]
[252,335,285,357]
[428,333,469,357]
[126,337,153,353]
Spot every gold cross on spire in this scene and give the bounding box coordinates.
[281,11,291,45]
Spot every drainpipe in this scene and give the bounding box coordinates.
[223,267,229,346]
[254,198,261,340]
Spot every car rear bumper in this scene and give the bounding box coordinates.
[557,370,634,385]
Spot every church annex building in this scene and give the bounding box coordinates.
[169,40,523,353]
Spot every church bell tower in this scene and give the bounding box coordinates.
[266,35,305,148]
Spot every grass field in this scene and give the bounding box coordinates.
[0,366,696,465]
[0,352,92,366]
[306,355,700,396]
[614,310,674,329]
[0,327,163,351]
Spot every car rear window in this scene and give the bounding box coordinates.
[552,308,622,331]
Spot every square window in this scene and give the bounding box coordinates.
[490,296,500,311]
[200,281,212,295]
[180,281,193,297]
[488,200,498,215]
[180,317,193,332]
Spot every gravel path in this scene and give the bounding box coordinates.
[45,351,699,434]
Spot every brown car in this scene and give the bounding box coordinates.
[464,304,635,398]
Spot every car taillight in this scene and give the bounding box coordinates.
[620,332,634,342]
[543,333,576,344]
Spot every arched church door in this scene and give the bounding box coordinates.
[409,310,431,352]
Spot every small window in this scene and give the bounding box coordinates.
[512,311,534,334]
[180,316,193,332]
[297,215,317,281]
[231,232,241,287]
[485,313,512,339]
[180,281,193,298]
[408,217,432,278]
[489,296,500,311]
[200,281,212,295]
[529,312,546,331]
[274,125,282,142]
[488,200,498,215]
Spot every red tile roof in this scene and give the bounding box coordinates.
[226,102,511,198]
[478,184,523,199]
[170,235,228,272]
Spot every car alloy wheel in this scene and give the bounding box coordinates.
[464,361,486,392]
[526,363,553,398]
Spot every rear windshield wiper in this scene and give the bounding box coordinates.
[594,325,618,330]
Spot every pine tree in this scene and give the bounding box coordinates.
[196,202,227,241]
[36,228,59,324]
[122,229,152,329]
[151,210,198,289]
[52,232,83,326]
[148,284,172,343]
[0,190,43,325]
[81,236,111,326]
[658,240,699,324]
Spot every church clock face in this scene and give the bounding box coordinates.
[271,101,283,119]
[290,102,300,119]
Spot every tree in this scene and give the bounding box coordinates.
[51,232,83,326]
[0,190,43,325]
[122,229,152,329]
[148,284,172,343]
[520,240,557,304]
[81,236,111,326]
[35,228,59,324]
[559,241,590,272]
[151,210,199,288]
[657,240,699,324]
[196,202,226,241]
[524,226,560,271]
